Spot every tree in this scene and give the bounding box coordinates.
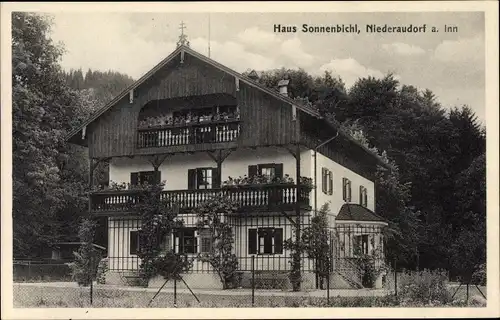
[299,203,332,289]
[67,218,101,286]
[448,153,486,283]
[12,12,86,256]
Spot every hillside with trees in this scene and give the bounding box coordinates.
[12,13,485,284]
[12,12,134,258]
[244,68,486,278]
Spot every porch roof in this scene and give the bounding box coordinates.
[336,204,387,222]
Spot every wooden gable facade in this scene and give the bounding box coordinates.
[67,45,387,180]
[70,46,308,159]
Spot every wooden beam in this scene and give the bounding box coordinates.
[206,149,233,164]
[284,145,298,159]
[280,210,297,227]
[90,157,111,175]
[148,154,170,170]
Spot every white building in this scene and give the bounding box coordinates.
[67,40,389,290]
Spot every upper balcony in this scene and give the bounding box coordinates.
[90,184,311,216]
[137,94,240,149]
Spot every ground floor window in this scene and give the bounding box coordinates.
[353,234,369,256]
[248,228,283,255]
[174,228,198,254]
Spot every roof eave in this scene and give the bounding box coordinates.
[65,46,185,143]
[321,118,391,170]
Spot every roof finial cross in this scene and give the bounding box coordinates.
[177,21,190,47]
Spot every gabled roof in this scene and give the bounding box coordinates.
[336,203,387,223]
[64,44,390,170]
[65,44,320,142]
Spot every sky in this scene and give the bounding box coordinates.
[49,11,485,121]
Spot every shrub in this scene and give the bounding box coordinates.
[472,263,486,286]
[95,258,109,284]
[67,218,100,286]
[398,269,451,305]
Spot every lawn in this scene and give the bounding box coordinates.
[12,283,486,308]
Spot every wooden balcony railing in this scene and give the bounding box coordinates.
[137,120,240,148]
[90,184,310,215]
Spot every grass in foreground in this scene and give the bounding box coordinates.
[13,285,486,308]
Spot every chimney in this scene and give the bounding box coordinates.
[278,79,290,97]
[247,70,259,81]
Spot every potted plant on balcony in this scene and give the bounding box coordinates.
[199,114,212,123]
[213,112,222,122]
[138,119,147,129]
[158,115,167,127]
[299,177,315,192]
[166,116,173,126]
[185,112,193,124]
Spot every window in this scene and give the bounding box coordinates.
[130,231,140,255]
[248,228,283,255]
[353,235,369,256]
[174,228,198,254]
[248,163,284,181]
[188,168,220,190]
[322,168,333,195]
[199,229,212,253]
[342,178,352,202]
[359,186,368,207]
[131,171,161,186]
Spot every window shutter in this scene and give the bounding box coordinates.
[274,163,283,179]
[328,171,333,195]
[261,228,273,254]
[131,172,139,186]
[188,169,196,190]
[342,178,347,201]
[212,167,220,188]
[197,169,204,188]
[347,180,352,202]
[274,228,283,254]
[248,229,257,254]
[359,186,363,204]
[130,231,139,255]
[153,170,161,184]
[177,230,183,253]
[322,168,327,194]
[194,235,199,254]
[248,165,258,178]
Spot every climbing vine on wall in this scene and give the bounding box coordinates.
[195,195,240,289]
[135,182,191,282]
[285,203,333,291]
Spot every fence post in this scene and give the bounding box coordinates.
[394,258,398,297]
[251,255,255,307]
[174,278,177,307]
[466,283,469,306]
[326,268,330,305]
[90,255,93,306]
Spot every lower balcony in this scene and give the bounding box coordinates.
[90,184,311,215]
